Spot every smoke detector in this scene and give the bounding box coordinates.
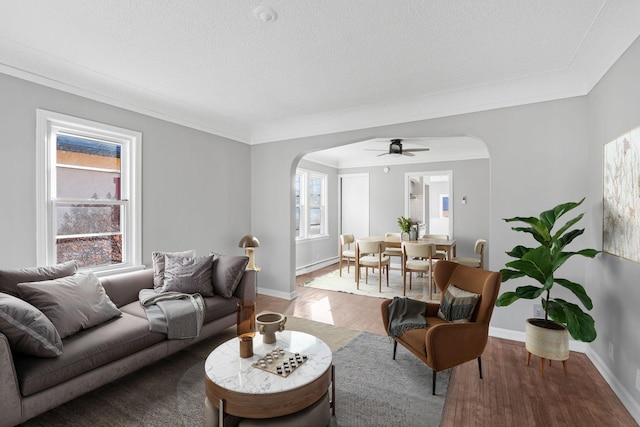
[254,5,278,23]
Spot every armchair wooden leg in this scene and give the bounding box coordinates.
[478,357,483,379]
[393,340,397,360]
[432,370,437,395]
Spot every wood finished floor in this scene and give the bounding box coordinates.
[256,263,638,427]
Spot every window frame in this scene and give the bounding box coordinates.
[295,168,327,240]
[36,109,142,276]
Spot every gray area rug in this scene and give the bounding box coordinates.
[21,321,448,426]
[329,332,449,427]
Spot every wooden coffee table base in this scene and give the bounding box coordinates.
[205,364,332,419]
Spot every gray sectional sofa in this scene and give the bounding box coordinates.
[0,266,257,426]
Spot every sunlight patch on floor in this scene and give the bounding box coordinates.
[310,296,334,325]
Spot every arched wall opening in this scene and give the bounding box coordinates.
[291,135,491,287]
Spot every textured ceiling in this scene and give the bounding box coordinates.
[0,1,639,144]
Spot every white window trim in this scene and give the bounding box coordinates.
[296,168,328,241]
[36,109,142,276]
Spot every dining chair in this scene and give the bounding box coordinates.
[402,242,438,299]
[338,234,356,276]
[452,239,486,269]
[383,232,403,271]
[421,234,449,260]
[356,240,390,292]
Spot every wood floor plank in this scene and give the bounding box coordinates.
[255,264,638,426]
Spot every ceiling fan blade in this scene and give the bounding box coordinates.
[402,152,415,157]
[364,148,387,152]
[403,148,430,153]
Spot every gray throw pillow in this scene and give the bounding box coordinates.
[161,254,214,296]
[0,292,63,357]
[152,250,196,289]
[210,253,249,298]
[437,285,480,323]
[0,260,78,298]
[17,272,122,339]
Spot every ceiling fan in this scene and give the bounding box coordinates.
[366,138,430,157]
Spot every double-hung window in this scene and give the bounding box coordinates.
[295,168,327,239]
[36,110,141,274]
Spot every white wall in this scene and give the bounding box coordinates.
[0,72,252,268]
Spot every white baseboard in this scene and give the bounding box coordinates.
[586,347,640,424]
[295,257,338,276]
[257,287,298,300]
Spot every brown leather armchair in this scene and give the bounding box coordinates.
[381,260,501,394]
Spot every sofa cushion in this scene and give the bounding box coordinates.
[437,285,480,323]
[210,254,249,298]
[0,261,77,298]
[152,250,196,289]
[161,254,214,296]
[0,293,63,357]
[120,294,239,324]
[17,272,122,338]
[13,312,165,396]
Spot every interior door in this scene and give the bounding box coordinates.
[339,173,369,239]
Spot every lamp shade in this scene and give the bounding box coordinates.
[238,235,260,248]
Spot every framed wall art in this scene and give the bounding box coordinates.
[603,126,640,262]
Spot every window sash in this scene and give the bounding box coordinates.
[37,109,141,275]
[295,169,327,239]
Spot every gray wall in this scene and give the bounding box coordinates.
[586,37,640,404]
[0,72,251,268]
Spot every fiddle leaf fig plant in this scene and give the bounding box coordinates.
[397,216,412,233]
[496,198,600,342]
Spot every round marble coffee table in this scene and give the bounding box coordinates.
[204,330,333,422]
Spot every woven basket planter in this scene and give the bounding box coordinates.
[525,318,569,361]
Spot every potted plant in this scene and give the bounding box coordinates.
[397,216,412,240]
[496,198,600,363]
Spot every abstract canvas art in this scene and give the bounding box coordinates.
[603,126,640,262]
